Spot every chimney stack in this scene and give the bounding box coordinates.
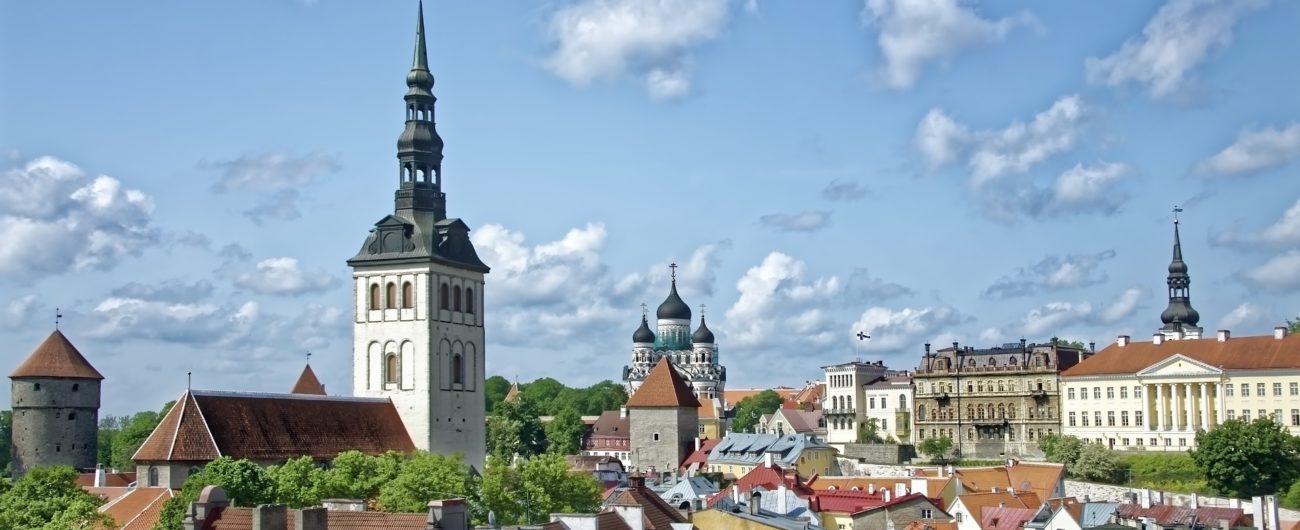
[1153,334,1164,345]
[1277,326,1289,340]
[620,406,628,419]
[94,464,105,488]
[1118,335,1130,347]
[763,452,774,468]
[295,507,327,530]
[427,499,468,530]
[1217,330,1230,342]
[924,343,931,354]
[185,486,230,530]
[252,504,287,530]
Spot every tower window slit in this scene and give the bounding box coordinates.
[386,282,397,309]
[453,286,462,312]
[402,282,414,309]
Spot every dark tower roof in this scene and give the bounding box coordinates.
[10,330,104,380]
[291,364,326,395]
[1160,218,1200,330]
[633,315,656,343]
[656,279,691,320]
[692,315,715,344]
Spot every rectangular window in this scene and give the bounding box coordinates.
[1165,438,1172,446]
[1094,387,1101,399]
[1150,438,1158,446]
[1135,411,1144,426]
[1262,409,1270,422]
[1135,386,1142,398]
[1107,387,1115,399]
[1226,385,1235,397]
[870,397,876,409]
[1123,438,1130,446]
[1068,388,1075,400]
[1137,438,1144,446]
[1243,410,1251,422]
[921,509,934,520]
[1227,410,1236,421]
[1121,387,1129,399]
[1080,387,1087,400]
[1276,383,1284,397]
[1082,414,1089,427]
[1292,383,1299,396]
[1069,412,1077,427]
[1107,411,1116,426]
[882,419,888,431]
[1179,438,1186,447]
[1122,411,1130,426]
[1095,411,1102,426]
[1242,383,1250,397]
[1292,409,1299,426]
[1258,383,1266,397]
[1275,409,1283,423]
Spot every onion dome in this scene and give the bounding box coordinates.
[692,316,715,344]
[1160,218,1200,328]
[657,279,691,320]
[633,316,656,343]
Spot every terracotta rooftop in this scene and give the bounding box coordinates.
[98,487,173,530]
[956,491,1042,519]
[588,410,630,439]
[626,358,700,408]
[1062,333,1300,376]
[540,511,635,530]
[10,330,104,380]
[914,462,1063,503]
[133,390,414,463]
[504,382,521,403]
[199,507,428,530]
[290,364,326,395]
[77,471,136,488]
[680,438,721,469]
[607,476,688,530]
[733,464,815,497]
[808,476,950,501]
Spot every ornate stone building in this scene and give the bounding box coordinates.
[913,339,1090,459]
[9,330,102,478]
[348,3,488,466]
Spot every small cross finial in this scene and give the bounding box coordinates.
[640,302,648,319]
[699,304,706,318]
[669,262,678,281]
[1173,204,1183,223]
[55,307,62,330]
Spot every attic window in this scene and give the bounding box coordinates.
[68,413,76,421]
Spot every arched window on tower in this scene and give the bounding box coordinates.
[453,286,462,312]
[466,287,475,314]
[440,283,449,310]
[385,354,399,384]
[402,282,414,309]
[452,354,464,385]
[386,282,397,309]
[370,284,381,310]
[148,467,159,487]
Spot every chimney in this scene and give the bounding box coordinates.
[252,504,287,530]
[94,464,105,488]
[763,452,774,467]
[999,502,1006,508]
[1082,495,1089,503]
[868,484,876,495]
[883,489,891,502]
[1140,489,1152,509]
[896,483,908,498]
[629,474,646,489]
[953,342,959,351]
[1008,487,1015,495]
[749,491,761,515]
[924,343,931,355]
[1252,497,1264,529]
[1217,330,1230,342]
[1089,341,1096,353]
[620,406,628,419]
[1267,495,1281,530]
[1118,335,1130,347]
[695,438,702,451]
[1152,334,1164,345]
[1277,326,1289,340]
[427,499,468,530]
[295,507,327,530]
[1191,493,1199,509]
[732,485,741,503]
[778,483,789,515]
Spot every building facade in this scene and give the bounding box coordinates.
[822,361,890,445]
[9,330,103,478]
[863,373,913,443]
[349,4,488,466]
[913,339,1090,459]
[627,358,700,473]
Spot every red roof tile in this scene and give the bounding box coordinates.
[77,471,136,488]
[1063,333,1300,376]
[608,477,688,530]
[681,439,721,468]
[290,364,326,395]
[981,506,1038,530]
[10,330,103,380]
[99,487,173,530]
[626,358,700,408]
[202,507,429,530]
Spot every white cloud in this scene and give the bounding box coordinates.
[1085,0,1268,99]
[851,305,966,352]
[758,211,831,232]
[543,0,730,100]
[1218,302,1273,331]
[1195,123,1300,177]
[1214,197,1300,249]
[1240,250,1300,292]
[1052,162,1130,212]
[915,109,971,170]
[1,295,41,331]
[863,0,1034,89]
[983,250,1116,299]
[1098,288,1144,323]
[1020,301,1093,336]
[916,95,1086,186]
[202,152,339,224]
[0,156,158,279]
[821,179,872,201]
[230,257,339,296]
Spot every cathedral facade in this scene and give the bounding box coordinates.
[348,3,488,467]
[623,269,726,435]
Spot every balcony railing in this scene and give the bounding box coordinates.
[826,407,856,415]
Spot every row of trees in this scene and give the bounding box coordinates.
[486,378,627,460]
[97,401,173,470]
[485,376,627,417]
[0,466,110,530]
[157,451,601,529]
[731,389,784,433]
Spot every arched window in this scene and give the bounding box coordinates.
[1008,405,1016,419]
[369,284,381,310]
[148,466,159,487]
[453,286,462,312]
[439,283,449,310]
[386,282,397,309]
[899,395,907,408]
[466,287,475,314]
[402,282,414,309]
[452,354,464,385]
[385,354,399,384]
[998,404,1006,419]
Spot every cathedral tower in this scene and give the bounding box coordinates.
[10,330,102,478]
[1158,214,1202,340]
[349,2,489,467]
[623,266,726,402]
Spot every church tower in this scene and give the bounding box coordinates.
[1158,214,1202,340]
[624,265,726,403]
[349,2,489,467]
[10,330,103,478]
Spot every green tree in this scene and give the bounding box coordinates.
[1288,317,1300,334]
[480,453,601,525]
[858,418,883,444]
[545,407,587,455]
[732,390,783,433]
[486,376,512,413]
[479,456,524,524]
[1192,418,1300,498]
[917,436,953,464]
[266,456,322,508]
[1039,434,1085,467]
[0,466,111,530]
[520,378,566,412]
[376,451,475,513]
[202,457,275,507]
[487,400,548,460]
[0,410,11,474]
[1073,444,1124,483]
[105,401,175,470]
[315,450,395,501]
[1054,338,1087,349]
[1284,479,1300,509]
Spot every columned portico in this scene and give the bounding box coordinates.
[1154,383,1165,431]
[1143,380,1218,435]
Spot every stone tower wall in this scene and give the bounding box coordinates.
[10,377,100,476]
[629,406,698,473]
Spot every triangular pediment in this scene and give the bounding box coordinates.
[374,214,413,228]
[1136,353,1223,377]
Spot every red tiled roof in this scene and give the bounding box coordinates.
[98,487,173,530]
[10,330,104,380]
[201,507,428,530]
[981,506,1038,530]
[1114,504,1246,527]
[589,411,630,439]
[608,478,688,530]
[734,464,814,497]
[957,491,1042,518]
[681,439,721,468]
[626,358,700,408]
[133,390,414,463]
[77,471,136,488]
[1063,334,1300,376]
[290,364,326,395]
[816,490,888,514]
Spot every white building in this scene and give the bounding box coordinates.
[822,361,890,446]
[862,373,913,443]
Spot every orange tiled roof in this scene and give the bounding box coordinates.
[957,491,1042,518]
[78,471,136,488]
[201,507,428,529]
[98,487,173,530]
[607,478,688,530]
[981,506,1038,530]
[626,358,700,408]
[904,522,958,530]
[1062,333,1300,376]
[10,330,104,380]
[290,364,326,395]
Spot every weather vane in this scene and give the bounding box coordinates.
[306,351,312,363]
[1174,204,1183,222]
[55,307,62,330]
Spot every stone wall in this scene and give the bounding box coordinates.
[835,458,916,477]
[838,444,914,464]
[10,377,100,477]
[1064,480,1300,521]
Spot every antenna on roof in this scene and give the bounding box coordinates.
[187,371,192,390]
[55,307,62,330]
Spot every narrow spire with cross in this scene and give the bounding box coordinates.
[55,307,62,330]
[1174,204,1183,223]
[640,302,648,319]
[669,262,677,282]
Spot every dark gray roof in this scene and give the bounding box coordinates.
[1160,220,1199,329]
[348,215,489,272]
[634,316,656,343]
[657,280,691,320]
[692,316,715,344]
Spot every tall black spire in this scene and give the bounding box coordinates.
[1160,214,1200,333]
[395,0,446,223]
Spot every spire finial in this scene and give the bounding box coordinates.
[54,307,62,330]
[641,302,648,319]
[669,262,678,283]
[306,351,312,364]
[413,0,429,72]
[699,304,706,319]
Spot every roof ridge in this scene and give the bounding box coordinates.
[190,391,222,458]
[189,389,393,402]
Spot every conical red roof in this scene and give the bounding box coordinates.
[10,330,103,380]
[291,364,326,395]
[626,358,700,408]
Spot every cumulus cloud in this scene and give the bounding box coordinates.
[0,156,158,279]
[916,95,1086,185]
[843,268,914,302]
[1218,302,1274,331]
[1098,288,1145,323]
[983,250,1117,299]
[1195,122,1300,177]
[1020,301,1093,337]
[821,179,871,202]
[1240,250,1300,292]
[863,0,1035,89]
[202,152,339,224]
[1052,162,1130,212]
[979,288,1144,341]
[110,279,216,304]
[1085,0,1268,100]
[758,211,831,232]
[1214,197,1300,249]
[1,294,42,331]
[542,0,731,101]
[851,305,966,352]
[229,257,340,296]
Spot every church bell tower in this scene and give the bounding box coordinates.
[348,2,489,467]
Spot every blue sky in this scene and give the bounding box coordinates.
[3,0,1299,416]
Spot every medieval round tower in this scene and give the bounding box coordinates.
[9,330,103,477]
